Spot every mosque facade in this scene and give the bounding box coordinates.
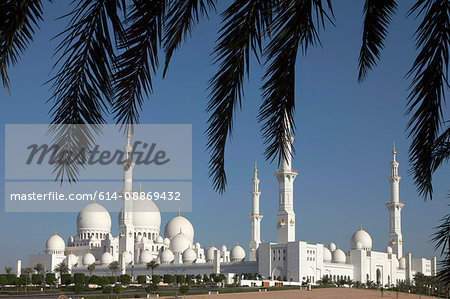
[27,131,436,286]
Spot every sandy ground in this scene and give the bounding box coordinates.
[184,288,436,299]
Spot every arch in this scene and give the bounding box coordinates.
[376,269,381,285]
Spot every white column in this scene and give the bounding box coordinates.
[16,260,21,277]
[119,129,135,262]
[386,143,403,258]
[249,163,263,261]
[276,120,297,244]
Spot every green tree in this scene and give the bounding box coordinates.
[54,262,69,276]
[60,273,72,286]
[103,285,113,298]
[152,274,161,285]
[179,284,190,294]
[73,283,84,294]
[145,283,157,293]
[113,284,123,298]
[195,274,203,284]
[137,275,146,284]
[4,267,12,275]
[146,260,159,277]
[119,274,131,285]
[32,273,43,285]
[164,274,174,284]
[108,262,119,277]
[33,263,45,279]
[0,275,7,290]
[45,273,56,286]
[87,263,96,276]
[74,273,86,285]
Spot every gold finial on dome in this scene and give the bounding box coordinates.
[392,142,397,161]
[236,241,239,246]
[360,225,362,230]
[178,208,180,217]
[254,161,257,172]
[54,230,57,235]
[179,227,182,234]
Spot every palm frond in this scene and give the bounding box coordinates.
[431,200,450,286]
[0,0,46,92]
[206,0,275,193]
[259,0,333,166]
[358,0,397,82]
[113,0,166,130]
[48,0,125,183]
[431,125,450,172]
[163,0,216,77]
[406,0,449,200]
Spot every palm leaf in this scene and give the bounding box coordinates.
[163,0,216,77]
[358,0,397,82]
[0,0,46,92]
[113,0,166,131]
[206,0,275,193]
[431,200,450,286]
[406,0,449,200]
[259,0,333,166]
[47,0,125,183]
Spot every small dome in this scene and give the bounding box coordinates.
[355,241,363,250]
[386,246,393,254]
[101,251,114,265]
[163,237,171,246]
[83,252,96,265]
[230,243,245,262]
[123,251,133,264]
[66,253,78,266]
[195,242,201,249]
[323,247,332,262]
[170,232,191,254]
[206,245,217,262]
[156,236,164,244]
[141,236,149,243]
[77,203,111,234]
[140,250,152,264]
[329,242,336,252]
[350,227,372,250]
[332,248,346,264]
[221,245,227,251]
[164,215,194,241]
[160,249,174,264]
[399,257,406,269]
[182,248,197,264]
[45,233,65,254]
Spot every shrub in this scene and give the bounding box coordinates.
[107,276,116,284]
[137,275,147,284]
[113,284,123,295]
[60,274,72,285]
[73,283,84,294]
[163,274,173,284]
[45,273,56,285]
[145,283,157,293]
[73,273,85,285]
[97,276,109,286]
[102,285,112,295]
[119,274,131,285]
[32,274,43,285]
[176,274,185,284]
[152,274,161,285]
[179,284,190,294]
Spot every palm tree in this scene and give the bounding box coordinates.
[54,262,69,276]
[4,267,12,274]
[109,261,119,277]
[33,263,45,280]
[146,260,159,278]
[87,264,96,276]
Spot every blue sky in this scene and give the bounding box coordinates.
[0,1,448,271]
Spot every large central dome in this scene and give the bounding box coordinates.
[118,199,161,232]
[350,227,372,250]
[164,214,194,241]
[77,202,111,234]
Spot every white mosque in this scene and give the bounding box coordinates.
[26,129,437,286]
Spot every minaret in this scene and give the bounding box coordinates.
[386,143,404,258]
[119,128,135,263]
[276,117,298,244]
[249,162,263,261]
